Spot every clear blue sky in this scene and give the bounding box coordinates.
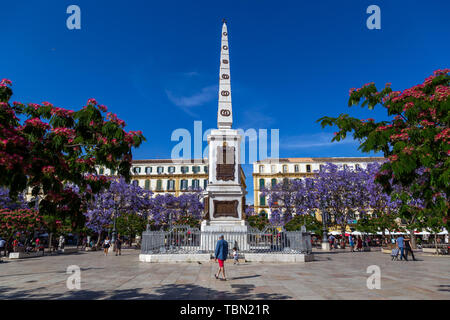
[2,1,449,203]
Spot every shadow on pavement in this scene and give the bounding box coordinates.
[0,281,292,300]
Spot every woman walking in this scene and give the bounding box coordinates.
[349,234,355,252]
[404,237,416,261]
[357,236,363,252]
[103,236,111,256]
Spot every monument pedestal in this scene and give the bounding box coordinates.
[200,220,249,251]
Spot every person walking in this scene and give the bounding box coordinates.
[214,235,229,281]
[103,236,111,256]
[357,236,363,252]
[0,238,6,257]
[115,234,122,256]
[349,234,355,252]
[328,234,335,250]
[58,235,65,251]
[404,237,416,261]
[81,236,87,250]
[396,235,407,261]
[232,247,239,265]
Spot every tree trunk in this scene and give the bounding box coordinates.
[341,228,346,249]
[408,229,416,249]
[96,231,102,247]
[48,233,53,253]
[435,233,438,255]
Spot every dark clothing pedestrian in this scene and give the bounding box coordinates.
[115,237,122,256]
[357,238,363,251]
[404,239,416,261]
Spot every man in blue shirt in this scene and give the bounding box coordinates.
[396,235,408,261]
[214,235,229,280]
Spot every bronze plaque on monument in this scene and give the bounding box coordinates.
[213,200,239,218]
[216,145,235,181]
[203,196,210,220]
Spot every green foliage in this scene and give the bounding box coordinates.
[285,214,322,234]
[116,213,147,238]
[247,213,270,231]
[174,215,201,229]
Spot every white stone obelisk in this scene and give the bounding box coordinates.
[200,20,248,251]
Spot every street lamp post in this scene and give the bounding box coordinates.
[321,200,330,251]
[112,195,119,246]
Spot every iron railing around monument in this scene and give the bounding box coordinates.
[140,225,312,255]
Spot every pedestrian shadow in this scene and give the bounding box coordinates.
[437,285,450,292]
[230,275,261,280]
[0,267,104,278]
[0,281,292,300]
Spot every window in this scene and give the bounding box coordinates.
[167,180,175,191]
[260,195,266,206]
[294,165,299,173]
[180,179,188,190]
[259,178,265,188]
[282,165,288,173]
[181,166,189,174]
[144,179,150,190]
[271,165,276,173]
[156,180,162,191]
[157,166,164,174]
[99,168,104,174]
[306,165,311,173]
[283,178,289,185]
[192,179,199,189]
[168,166,175,173]
[145,167,152,174]
[259,165,264,173]
[132,180,139,186]
[110,169,115,175]
[133,167,141,174]
[193,166,200,173]
[355,164,361,170]
[271,178,277,187]
[203,179,208,190]
[204,166,208,173]
[319,164,324,172]
[343,164,348,170]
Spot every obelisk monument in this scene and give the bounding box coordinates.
[201,20,248,247]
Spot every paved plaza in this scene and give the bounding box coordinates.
[0,249,449,300]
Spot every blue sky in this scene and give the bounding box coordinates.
[2,1,449,203]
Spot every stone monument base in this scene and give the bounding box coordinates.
[200,220,249,251]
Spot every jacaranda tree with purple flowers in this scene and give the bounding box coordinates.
[0,187,27,210]
[84,178,152,243]
[147,189,203,229]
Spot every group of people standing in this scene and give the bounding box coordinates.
[328,234,365,251]
[0,235,66,256]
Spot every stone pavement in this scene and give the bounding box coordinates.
[0,249,449,300]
